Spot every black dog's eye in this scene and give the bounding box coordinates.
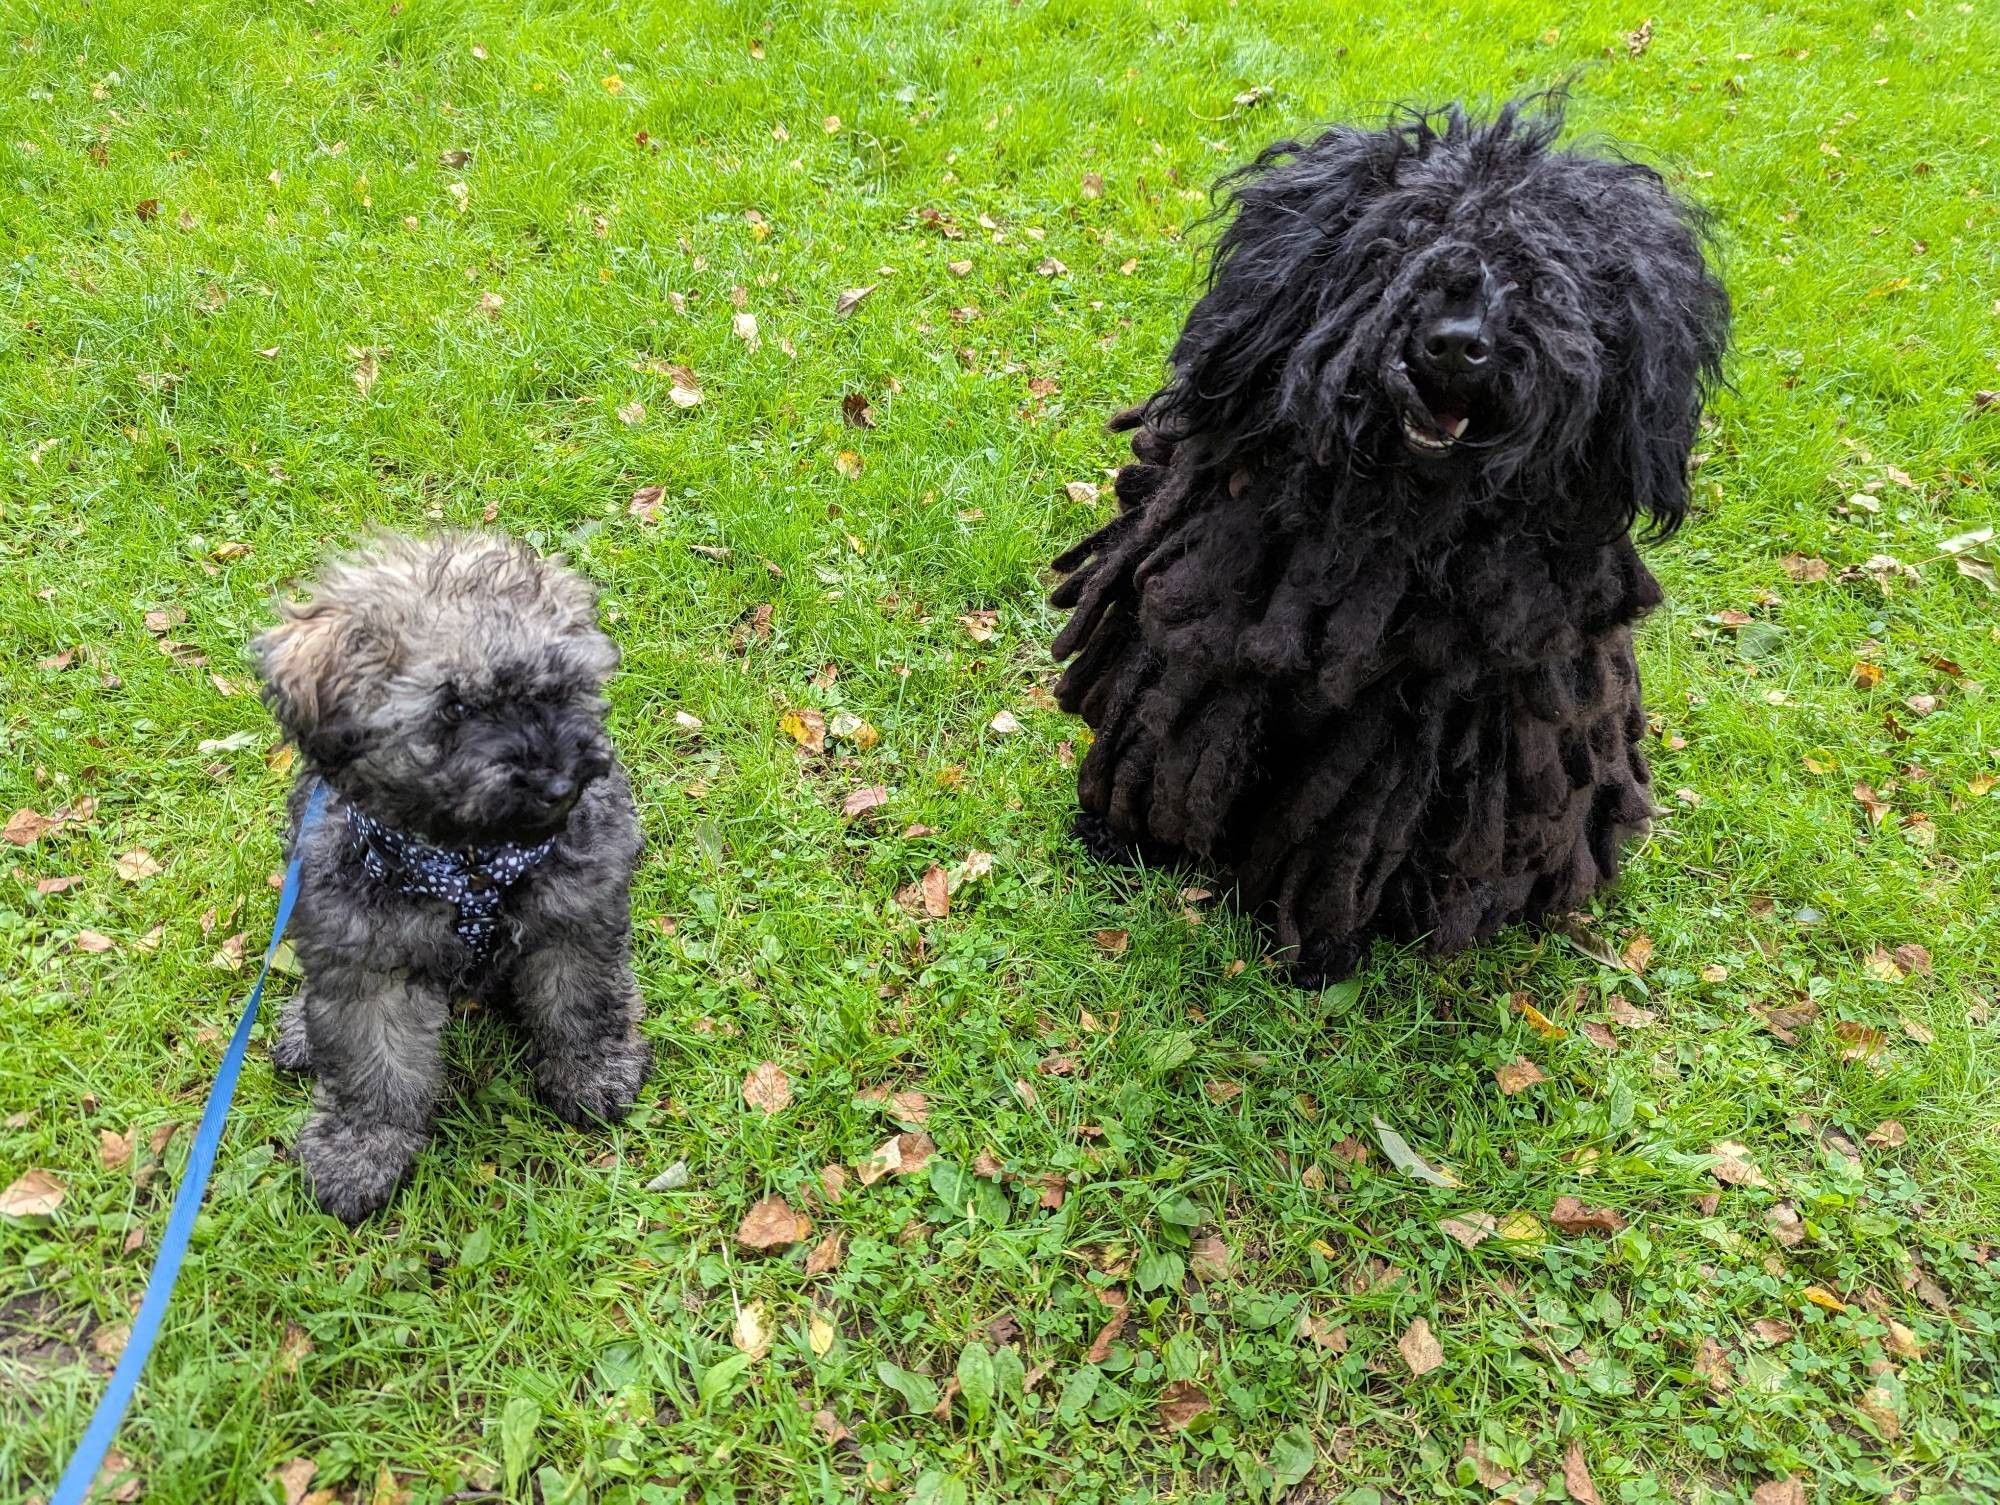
[442,695,470,724]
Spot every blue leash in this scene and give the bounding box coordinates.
[49,781,328,1505]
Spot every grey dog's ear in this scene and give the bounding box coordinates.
[252,598,394,767]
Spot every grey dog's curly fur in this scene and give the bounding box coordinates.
[254,533,648,1222]
[1051,100,1729,984]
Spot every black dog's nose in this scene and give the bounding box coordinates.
[538,772,576,804]
[1419,313,1491,373]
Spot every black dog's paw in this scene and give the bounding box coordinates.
[298,1114,424,1224]
[1286,936,1367,993]
[537,1034,651,1127]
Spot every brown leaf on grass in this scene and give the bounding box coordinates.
[840,392,875,429]
[1779,554,1829,583]
[833,449,862,480]
[74,930,116,954]
[1462,1438,1512,1490]
[1621,934,1655,972]
[894,864,950,919]
[1439,1213,1497,1249]
[1753,999,1820,1046]
[1091,928,1129,954]
[779,708,826,753]
[1297,1312,1349,1352]
[1037,1051,1077,1077]
[884,1090,929,1127]
[1398,1317,1445,1376]
[1080,171,1105,199]
[971,1148,1005,1178]
[1608,996,1657,1028]
[736,1195,812,1250]
[1748,1318,1795,1345]
[1554,914,1628,972]
[0,1169,65,1218]
[1549,1196,1627,1237]
[811,1407,852,1444]
[271,1458,317,1505]
[1562,1440,1604,1505]
[988,709,1023,736]
[1833,1020,1888,1064]
[1189,1233,1233,1282]
[834,285,877,318]
[840,785,890,821]
[1899,1015,1934,1045]
[819,1164,847,1204]
[34,873,84,895]
[1751,1479,1806,1505]
[1858,1383,1901,1440]
[731,1299,770,1359]
[1709,1141,1771,1189]
[1086,1288,1128,1361]
[1064,480,1100,505]
[1694,1336,1733,1394]
[1038,1173,1067,1210]
[1765,1202,1807,1248]
[959,608,999,642]
[98,1128,134,1170]
[1865,1119,1907,1149]
[1157,1379,1210,1431]
[1494,1056,1545,1095]
[1852,781,1891,826]
[627,485,665,525]
[894,1131,934,1177]
[6,808,65,845]
[1202,1080,1242,1104]
[1330,1136,1370,1168]
[1580,1020,1619,1050]
[742,1061,791,1115]
[803,1231,844,1275]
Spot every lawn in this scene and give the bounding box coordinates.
[2,0,1998,1501]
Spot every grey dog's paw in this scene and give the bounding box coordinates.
[537,1034,651,1127]
[269,994,315,1073]
[298,1112,426,1223]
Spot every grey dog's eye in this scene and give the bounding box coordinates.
[443,697,470,723]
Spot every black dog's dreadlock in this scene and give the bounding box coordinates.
[1051,100,1728,983]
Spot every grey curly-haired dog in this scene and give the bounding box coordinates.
[254,533,649,1222]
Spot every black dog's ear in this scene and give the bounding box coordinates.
[252,600,392,768]
[1578,171,1730,538]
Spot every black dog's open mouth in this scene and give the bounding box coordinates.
[1400,375,1474,456]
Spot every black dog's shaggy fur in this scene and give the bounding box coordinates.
[1051,101,1728,983]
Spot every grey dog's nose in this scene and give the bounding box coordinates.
[1419,312,1491,373]
[538,772,576,803]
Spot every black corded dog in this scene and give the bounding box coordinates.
[1051,101,1729,984]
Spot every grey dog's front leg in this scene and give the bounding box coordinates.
[294,965,447,1222]
[511,924,649,1126]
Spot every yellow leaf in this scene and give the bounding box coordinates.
[834,450,864,479]
[601,74,624,94]
[1513,996,1567,1040]
[1804,1285,1849,1313]
[808,1311,835,1356]
[1496,1211,1545,1244]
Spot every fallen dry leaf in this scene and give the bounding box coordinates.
[1580,1020,1619,1050]
[1562,1440,1603,1505]
[1694,1335,1733,1394]
[732,311,760,349]
[1064,480,1099,504]
[959,608,999,642]
[1780,554,1829,583]
[804,1231,844,1276]
[889,1090,929,1126]
[0,1168,65,1218]
[742,1061,791,1115]
[74,930,116,954]
[1156,1378,1209,1431]
[1494,1056,1545,1095]
[98,1127,133,1170]
[1803,1284,1849,1314]
[833,449,863,479]
[1398,1317,1445,1376]
[988,709,1023,736]
[1439,1212,1496,1249]
[1462,1438,1512,1490]
[1833,1019,1888,1065]
[115,847,162,882]
[1709,1141,1771,1189]
[1899,1015,1934,1046]
[1297,1312,1348,1353]
[1512,995,1568,1039]
[1748,1317,1795,1345]
[1085,1288,1128,1362]
[1750,1479,1805,1505]
[1766,1203,1806,1248]
[731,1299,770,1359]
[1189,1233,1233,1282]
[1203,1080,1242,1105]
[1865,1119,1907,1149]
[271,1458,317,1505]
[1607,996,1657,1029]
[736,1195,812,1250]
[1092,928,1129,955]
[807,1310,835,1357]
[841,786,890,821]
[1549,1196,1627,1237]
[1621,934,1655,972]
[834,284,877,318]
[779,708,827,754]
[811,1407,850,1443]
[819,1164,847,1204]
[1853,781,1892,826]
[841,391,875,428]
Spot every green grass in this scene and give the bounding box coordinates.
[2,0,1998,1500]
